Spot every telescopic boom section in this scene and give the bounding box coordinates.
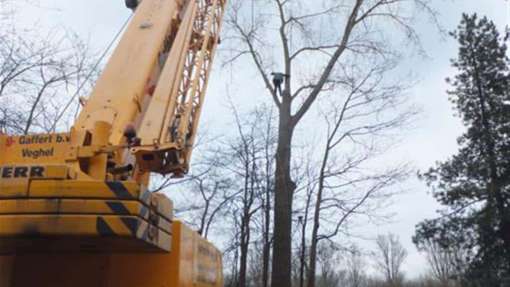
[73,0,226,179]
[134,0,226,177]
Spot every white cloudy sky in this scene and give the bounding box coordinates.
[5,0,509,279]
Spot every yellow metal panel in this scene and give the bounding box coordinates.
[41,165,68,179]
[0,179,28,198]
[0,199,172,233]
[0,214,171,252]
[6,254,111,287]
[0,214,136,237]
[27,180,174,218]
[151,192,174,221]
[0,221,223,287]
[1,178,174,217]
[0,133,70,165]
[105,221,199,287]
[29,180,147,201]
[0,198,142,215]
[194,237,224,286]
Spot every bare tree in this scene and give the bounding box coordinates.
[229,108,265,287]
[347,245,366,287]
[296,160,318,287]
[216,106,278,287]
[0,0,98,134]
[304,56,413,287]
[226,1,437,286]
[0,27,96,134]
[374,234,408,287]
[315,242,347,287]
[416,238,464,287]
[0,0,18,19]
[172,105,277,287]
[254,106,277,287]
[168,135,238,239]
[185,173,235,239]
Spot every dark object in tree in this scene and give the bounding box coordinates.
[414,13,510,286]
[125,0,139,10]
[271,72,289,96]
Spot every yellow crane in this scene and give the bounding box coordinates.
[0,0,226,286]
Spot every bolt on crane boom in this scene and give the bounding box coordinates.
[0,0,226,286]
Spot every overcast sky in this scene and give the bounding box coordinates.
[6,0,509,279]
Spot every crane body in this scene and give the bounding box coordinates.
[0,0,226,286]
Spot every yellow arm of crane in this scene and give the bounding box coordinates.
[133,0,226,176]
[70,0,226,180]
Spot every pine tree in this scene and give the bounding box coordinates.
[413,13,510,286]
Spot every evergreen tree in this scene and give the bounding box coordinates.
[414,13,510,286]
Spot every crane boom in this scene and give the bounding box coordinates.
[72,0,225,179]
[0,0,226,286]
[135,0,225,176]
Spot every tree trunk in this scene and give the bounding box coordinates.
[238,217,249,287]
[238,157,252,287]
[306,201,321,287]
[262,120,273,287]
[299,216,307,287]
[299,188,313,287]
[306,144,330,287]
[262,187,271,287]
[271,98,295,287]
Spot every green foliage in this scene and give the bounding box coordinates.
[414,13,510,286]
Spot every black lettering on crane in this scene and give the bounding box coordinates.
[30,166,45,178]
[1,167,13,178]
[0,165,45,178]
[14,167,28,178]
